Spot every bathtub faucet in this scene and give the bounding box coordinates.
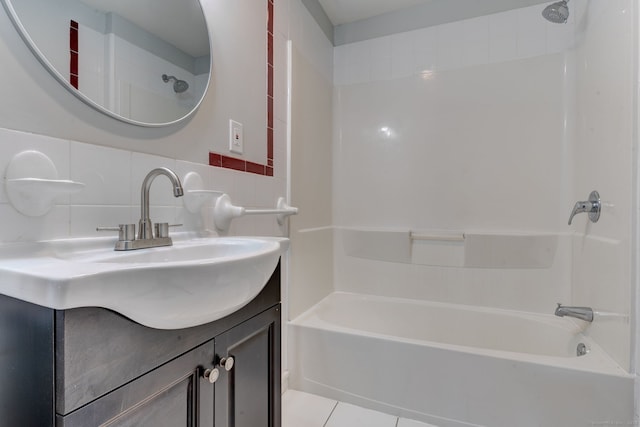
[554,303,594,322]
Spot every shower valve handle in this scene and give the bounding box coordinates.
[568,191,600,225]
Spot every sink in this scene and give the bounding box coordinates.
[0,234,288,329]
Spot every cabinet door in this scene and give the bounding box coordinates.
[58,341,215,427]
[214,305,281,427]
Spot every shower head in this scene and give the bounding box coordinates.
[542,0,569,24]
[162,74,189,93]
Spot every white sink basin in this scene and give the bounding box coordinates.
[0,234,288,329]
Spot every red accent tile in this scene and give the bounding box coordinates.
[246,161,266,175]
[266,167,274,177]
[70,74,79,89]
[209,152,222,167]
[70,20,78,30]
[267,35,273,67]
[267,96,274,128]
[221,155,246,171]
[70,52,79,75]
[268,1,274,35]
[70,28,78,53]
[267,65,273,97]
[268,159,274,167]
[267,129,274,159]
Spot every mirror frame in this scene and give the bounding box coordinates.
[1,0,212,127]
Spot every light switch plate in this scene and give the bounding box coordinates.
[229,119,244,154]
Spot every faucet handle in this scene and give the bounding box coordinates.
[568,191,601,225]
[154,223,183,238]
[97,224,136,241]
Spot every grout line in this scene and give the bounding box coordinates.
[395,417,400,427]
[322,401,339,427]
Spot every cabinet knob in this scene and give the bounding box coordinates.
[203,368,220,384]
[219,356,235,371]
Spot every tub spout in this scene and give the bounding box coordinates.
[554,303,593,322]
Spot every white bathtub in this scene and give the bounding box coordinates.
[289,292,634,427]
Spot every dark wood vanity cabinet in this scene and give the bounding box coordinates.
[214,308,281,427]
[0,263,281,427]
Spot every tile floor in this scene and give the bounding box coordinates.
[283,390,438,427]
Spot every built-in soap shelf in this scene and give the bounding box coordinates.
[5,150,85,217]
[341,228,558,269]
[182,172,223,213]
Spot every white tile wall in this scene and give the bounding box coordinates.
[0,129,287,243]
[70,142,132,206]
[334,4,576,87]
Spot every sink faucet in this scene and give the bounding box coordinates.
[554,303,594,322]
[138,168,184,240]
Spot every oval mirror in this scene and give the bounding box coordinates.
[2,0,211,127]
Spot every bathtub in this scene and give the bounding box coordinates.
[289,292,634,427]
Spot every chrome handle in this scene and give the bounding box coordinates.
[219,356,235,371]
[154,223,183,238]
[568,191,601,225]
[203,368,220,384]
[96,224,136,241]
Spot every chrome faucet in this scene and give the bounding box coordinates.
[97,167,183,250]
[138,167,184,240]
[568,191,601,225]
[554,303,594,322]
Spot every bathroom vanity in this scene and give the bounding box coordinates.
[0,263,281,427]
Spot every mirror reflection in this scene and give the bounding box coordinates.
[4,0,211,126]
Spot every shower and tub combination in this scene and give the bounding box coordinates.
[289,0,636,425]
[289,227,634,426]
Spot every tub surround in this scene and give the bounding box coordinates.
[328,0,633,371]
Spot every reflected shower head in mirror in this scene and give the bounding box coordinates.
[542,0,569,23]
[162,74,190,93]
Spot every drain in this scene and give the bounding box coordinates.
[576,343,589,356]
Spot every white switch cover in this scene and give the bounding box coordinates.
[229,120,244,154]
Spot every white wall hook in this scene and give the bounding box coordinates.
[275,197,299,225]
[182,172,223,213]
[5,150,84,217]
[213,194,298,231]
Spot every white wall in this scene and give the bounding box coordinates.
[0,0,271,165]
[288,0,334,320]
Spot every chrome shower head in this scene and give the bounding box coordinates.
[542,0,569,24]
[162,74,189,93]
